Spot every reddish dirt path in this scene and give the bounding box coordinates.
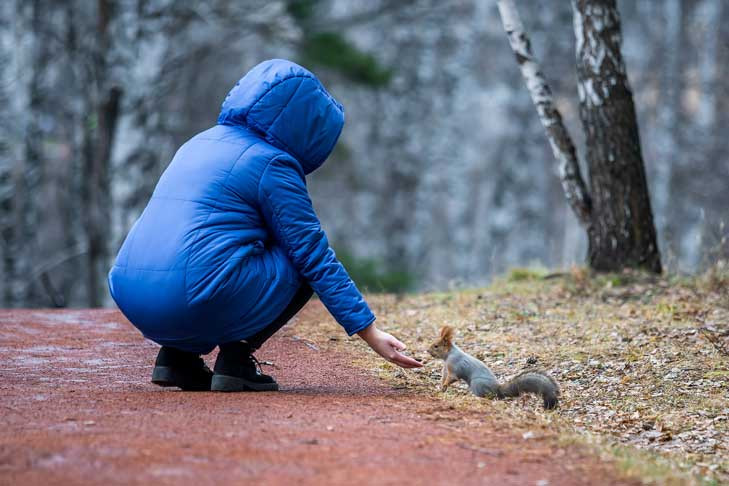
[0,308,638,485]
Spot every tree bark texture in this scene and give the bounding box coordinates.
[498,0,662,273]
[572,0,662,273]
[496,0,592,226]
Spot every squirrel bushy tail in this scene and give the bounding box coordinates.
[497,371,560,410]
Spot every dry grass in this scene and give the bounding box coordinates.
[297,268,728,485]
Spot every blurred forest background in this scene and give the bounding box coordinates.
[1,0,727,307]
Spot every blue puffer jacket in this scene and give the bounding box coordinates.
[108,59,375,353]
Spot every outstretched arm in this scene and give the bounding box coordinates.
[259,155,421,369]
[259,155,374,335]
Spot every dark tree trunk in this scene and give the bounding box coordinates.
[572,0,662,273]
[82,0,122,306]
[498,0,661,273]
[83,86,121,306]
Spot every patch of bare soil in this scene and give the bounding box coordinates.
[0,307,639,485]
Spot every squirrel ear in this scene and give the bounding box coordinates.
[439,326,454,345]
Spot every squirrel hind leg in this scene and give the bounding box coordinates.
[469,380,498,398]
[543,394,559,410]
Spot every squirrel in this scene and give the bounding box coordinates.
[428,326,559,410]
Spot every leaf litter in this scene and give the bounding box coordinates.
[297,267,729,484]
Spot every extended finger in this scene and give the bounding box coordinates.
[391,351,423,368]
[389,336,406,351]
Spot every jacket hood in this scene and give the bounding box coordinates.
[217,59,344,174]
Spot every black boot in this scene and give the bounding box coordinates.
[151,346,213,391]
[211,341,279,392]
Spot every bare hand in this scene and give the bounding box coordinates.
[357,324,423,369]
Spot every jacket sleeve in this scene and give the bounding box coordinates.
[258,155,376,335]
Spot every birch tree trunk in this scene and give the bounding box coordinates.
[497,0,662,273]
[0,2,21,306]
[0,0,45,305]
[496,0,592,226]
[572,0,661,273]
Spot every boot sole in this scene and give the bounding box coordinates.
[211,374,279,392]
[151,366,211,391]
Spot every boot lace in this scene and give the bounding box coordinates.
[246,353,264,375]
